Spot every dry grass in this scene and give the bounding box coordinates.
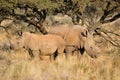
[0,19,120,80]
[0,48,120,80]
[0,35,120,80]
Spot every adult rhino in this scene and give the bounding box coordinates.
[48,25,100,59]
[11,32,65,61]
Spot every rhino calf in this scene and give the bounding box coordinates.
[11,32,66,61]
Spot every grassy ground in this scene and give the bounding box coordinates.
[0,47,120,80]
[0,20,120,80]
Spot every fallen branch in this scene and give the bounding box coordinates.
[94,28,120,47]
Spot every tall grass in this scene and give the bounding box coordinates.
[0,22,120,80]
[0,49,120,80]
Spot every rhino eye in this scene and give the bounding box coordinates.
[90,47,93,49]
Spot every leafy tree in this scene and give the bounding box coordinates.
[0,0,120,46]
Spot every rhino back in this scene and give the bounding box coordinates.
[22,32,40,50]
[48,25,70,38]
[38,34,65,55]
[64,28,81,48]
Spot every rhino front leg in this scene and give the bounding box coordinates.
[65,46,75,60]
[32,50,40,61]
[28,48,34,60]
[77,47,85,60]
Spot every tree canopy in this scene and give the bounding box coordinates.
[0,0,120,47]
[0,0,120,33]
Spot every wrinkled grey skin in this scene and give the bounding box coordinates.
[11,32,65,61]
[48,24,70,38]
[48,25,100,59]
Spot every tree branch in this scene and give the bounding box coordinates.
[100,1,111,23]
[101,13,120,23]
[25,17,48,34]
[101,33,120,47]
[9,13,47,34]
[95,28,120,47]
[100,1,119,23]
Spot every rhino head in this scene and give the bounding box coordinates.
[80,30,100,58]
[10,32,27,50]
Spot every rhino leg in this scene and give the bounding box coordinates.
[57,47,65,54]
[54,50,58,60]
[50,53,58,62]
[28,48,34,60]
[32,50,40,61]
[50,55,53,62]
[28,49,40,61]
[65,46,76,60]
[77,47,85,60]
[49,50,59,62]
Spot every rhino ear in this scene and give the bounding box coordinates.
[17,30,23,36]
[81,30,88,37]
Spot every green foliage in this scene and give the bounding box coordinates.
[0,0,119,34]
[0,0,62,12]
[17,0,61,9]
[0,0,14,10]
[0,0,119,17]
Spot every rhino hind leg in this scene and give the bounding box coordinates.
[48,50,58,62]
[54,50,58,60]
